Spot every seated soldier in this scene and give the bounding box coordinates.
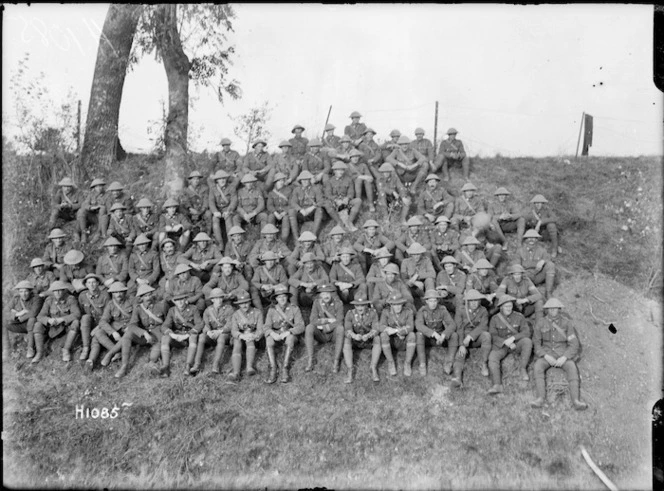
[263,284,305,384]
[213,138,243,190]
[157,238,180,296]
[42,228,73,275]
[378,292,417,377]
[252,251,289,308]
[104,181,135,217]
[371,263,415,315]
[191,287,236,375]
[394,216,432,264]
[531,298,587,410]
[487,295,532,395]
[289,170,325,238]
[49,177,82,241]
[323,161,360,232]
[517,229,556,299]
[227,290,264,382]
[114,284,166,378]
[234,173,268,231]
[181,170,211,239]
[322,225,354,270]
[301,138,330,186]
[358,127,383,180]
[415,289,458,376]
[410,128,435,164]
[375,163,411,223]
[353,219,395,275]
[289,252,329,309]
[290,124,309,164]
[365,248,394,299]
[521,194,561,258]
[488,187,524,247]
[177,232,221,284]
[454,235,486,274]
[435,256,466,316]
[60,249,92,294]
[242,139,273,188]
[329,247,366,305]
[132,199,159,251]
[160,291,204,377]
[287,231,325,277]
[77,178,108,243]
[27,258,56,298]
[496,264,544,324]
[322,123,341,152]
[429,215,460,271]
[401,242,436,304]
[450,289,491,388]
[127,234,161,298]
[303,283,345,373]
[223,225,253,281]
[165,264,205,312]
[345,111,367,147]
[158,197,192,250]
[267,140,299,191]
[78,273,109,361]
[466,258,500,312]
[342,292,381,383]
[106,203,136,255]
[347,149,375,212]
[381,129,402,163]
[451,182,486,233]
[385,135,429,193]
[433,127,470,181]
[202,256,250,303]
[418,174,454,225]
[33,280,81,364]
[209,170,238,246]
[267,172,294,244]
[2,280,43,361]
[471,222,506,268]
[86,281,132,370]
[248,224,291,270]
[97,237,129,288]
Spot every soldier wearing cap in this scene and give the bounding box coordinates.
[234,173,268,230]
[248,224,292,269]
[214,138,242,188]
[252,250,289,307]
[191,287,236,375]
[322,123,341,151]
[332,135,355,163]
[86,281,133,370]
[287,231,325,276]
[517,229,556,299]
[410,128,434,162]
[103,181,135,217]
[342,292,381,383]
[177,232,221,283]
[365,248,395,298]
[321,225,353,269]
[358,128,383,179]
[158,238,179,294]
[450,289,491,387]
[267,172,295,243]
[434,128,470,181]
[223,226,253,281]
[114,284,167,378]
[465,258,500,310]
[415,289,458,376]
[378,292,417,377]
[329,247,365,305]
[531,298,587,410]
[263,284,304,383]
[242,139,273,185]
[106,202,136,254]
[288,252,330,308]
[160,291,204,377]
[347,149,376,211]
[454,235,486,274]
[268,140,299,190]
[59,250,92,293]
[435,256,466,316]
[3,281,43,361]
[301,138,331,185]
[429,215,461,271]
[371,263,414,315]
[49,177,82,239]
[487,295,532,394]
[34,280,81,364]
[323,161,361,232]
[227,289,264,382]
[385,135,429,193]
[394,216,432,264]
[452,182,486,232]
[289,124,309,160]
[303,283,344,373]
[77,178,108,243]
[181,170,212,239]
[488,187,524,246]
[288,170,326,237]
[418,173,454,224]
[42,228,72,273]
[165,264,205,312]
[345,111,367,147]
[27,258,57,298]
[158,197,192,250]
[353,220,395,275]
[78,273,110,361]
[401,242,436,302]
[127,235,161,297]
[521,194,561,258]
[202,257,251,306]
[96,237,129,288]
[496,264,544,323]
[209,170,238,246]
[375,163,411,223]
[132,199,159,250]
[381,130,402,161]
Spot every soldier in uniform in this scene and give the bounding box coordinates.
[450,289,491,388]
[415,289,458,376]
[344,111,367,147]
[321,225,354,270]
[97,237,129,288]
[33,280,81,364]
[268,140,299,190]
[322,123,341,152]
[323,161,360,232]
[329,247,365,305]
[496,264,544,324]
[242,139,273,187]
[227,289,264,382]
[77,178,108,243]
[267,172,294,244]
[454,235,487,274]
[104,181,135,217]
[521,194,561,258]
[158,238,180,295]
[365,248,395,299]
[418,174,455,225]
[289,170,325,238]
[531,298,587,410]
[181,170,211,238]
[289,124,309,164]
[381,129,402,162]
[488,187,524,247]
[114,284,166,378]
[252,250,289,308]
[248,223,291,269]
[353,219,395,275]
[263,284,305,384]
[287,231,325,277]
[289,252,329,308]
[42,228,72,275]
[2,281,43,361]
[27,258,56,298]
[60,249,92,294]
[233,173,268,231]
[177,232,221,284]
[435,256,466,316]
[202,256,250,306]
[385,135,429,193]
[303,283,345,373]
[127,234,161,297]
[452,182,486,233]
[223,226,253,281]
[434,127,470,181]
[132,198,159,250]
[158,197,192,250]
[342,292,381,383]
[487,295,532,395]
[358,128,383,179]
[394,216,432,264]
[517,229,556,299]
[401,242,436,304]
[160,291,204,377]
[214,138,242,190]
[371,263,414,315]
[164,264,205,312]
[301,139,330,186]
[191,287,236,375]
[378,292,417,377]
[410,128,435,163]
[333,134,354,162]
[78,273,109,362]
[429,216,460,272]
[466,258,500,311]
[106,203,136,255]
[209,170,238,246]
[347,149,375,211]
[49,177,82,240]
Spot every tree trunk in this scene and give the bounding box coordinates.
[80,4,142,181]
[154,4,191,198]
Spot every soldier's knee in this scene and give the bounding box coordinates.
[266,336,275,347]
[478,331,491,344]
[519,338,533,350]
[33,322,46,335]
[544,262,556,275]
[406,332,416,342]
[69,320,80,332]
[534,300,544,312]
[416,332,425,344]
[305,324,315,335]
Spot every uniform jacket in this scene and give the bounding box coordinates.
[78,289,110,322]
[42,242,72,270]
[128,301,167,334]
[103,192,135,215]
[436,269,466,298]
[415,304,456,338]
[28,270,57,296]
[379,306,415,335]
[159,211,192,233]
[344,122,367,142]
[454,248,486,272]
[329,261,365,288]
[410,138,434,161]
[290,185,323,209]
[162,304,203,335]
[344,308,379,336]
[223,240,252,268]
[128,249,161,285]
[438,139,467,160]
[165,275,204,305]
[324,175,356,201]
[209,182,238,214]
[98,297,134,334]
[430,228,460,255]
[288,266,329,289]
[236,187,265,215]
[353,233,395,255]
[517,244,552,272]
[454,305,489,341]
[533,316,579,360]
[496,277,542,303]
[249,239,291,267]
[454,194,486,218]
[489,310,530,348]
[301,152,329,176]
[523,205,557,226]
[132,212,159,239]
[371,279,414,306]
[37,294,81,325]
[418,186,454,216]
[4,294,43,323]
[177,244,222,269]
[96,253,129,284]
[466,271,499,295]
[215,149,242,176]
[202,303,235,334]
[309,297,344,330]
[287,243,325,268]
[159,252,180,281]
[81,189,106,211]
[60,263,92,284]
[395,230,432,253]
[264,303,305,335]
[376,172,407,197]
[243,151,272,176]
[52,187,82,212]
[400,256,436,283]
[488,200,521,221]
[229,307,264,338]
[267,185,293,214]
[202,271,249,299]
[289,136,309,157]
[107,214,136,243]
[181,184,210,215]
[272,153,300,181]
[252,264,288,290]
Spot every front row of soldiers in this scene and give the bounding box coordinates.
[4,272,587,410]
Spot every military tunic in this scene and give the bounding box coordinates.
[162,304,204,335]
[132,212,159,240]
[202,271,249,300]
[128,249,161,287]
[98,297,134,335]
[96,252,129,284]
[264,303,305,336]
[229,308,264,339]
[344,307,380,348]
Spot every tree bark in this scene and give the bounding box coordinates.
[80,4,142,180]
[154,4,191,198]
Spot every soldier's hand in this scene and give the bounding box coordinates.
[536,260,545,271]
[213,211,222,218]
[508,342,517,350]
[516,298,528,306]
[504,336,515,347]
[143,332,153,342]
[463,335,472,347]
[112,331,121,342]
[555,356,567,367]
[457,346,467,358]
[544,354,557,365]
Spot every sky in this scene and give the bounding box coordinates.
[2,4,662,157]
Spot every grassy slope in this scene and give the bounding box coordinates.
[2,154,662,489]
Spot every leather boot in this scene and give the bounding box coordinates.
[101,341,121,367]
[570,379,588,411]
[444,341,456,375]
[416,336,427,376]
[160,346,171,378]
[86,341,101,370]
[185,338,197,375]
[2,326,11,360]
[304,328,315,372]
[61,330,78,362]
[26,330,35,359]
[404,342,416,377]
[31,332,46,364]
[265,344,277,384]
[343,341,353,384]
[114,364,128,378]
[545,272,555,299]
[450,362,463,388]
[487,384,503,395]
[370,343,381,382]
[211,336,227,374]
[530,375,546,408]
[281,344,293,383]
[289,216,300,241]
[191,334,206,374]
[381,339,397,376]
[332,326,344,373]
[227,353,242,383]
[245,343,257,376]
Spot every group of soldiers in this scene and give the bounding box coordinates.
[3,111,587,410]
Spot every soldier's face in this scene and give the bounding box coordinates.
[18,288,31,300]
[498,194,507,203]
[264,233,275,243]
[107,245,119,255]
[410,253,422,262]
[448,134,456,141]
[409,226,419,234]
[294,129,303,136]
[255,143,265,152]
[391,136,399,143]
[239,302,250,312]
[53,237,65,247]
[426,298,439,309]
[174,298,187,310]
[231,234,243,244]
[399,143,409,151]
[355,304,367,314]
[311,146,320,154]
[222,144,231,151]
[276,294,288,306]
[350,156,360,165]
[264,259,276,269]
[142,292,154,305]
[340,254,351,265]
[437,222,449,232]
[331,234,342,244]
[111,190,121,198]
[511,273,523,283]
[197,240,209,250]
[534,202,543,211]
[279,146,290,153]
[333,170,344,179]
[301,241,313,250]
[466,244,476,252]
[391,303,404,314]
[113,291,125,302]
[189,177,201,188]
[246,182,255,191]
[443,263,455,274]
[546,307,560,318]
[33,266,44,275]
[378,257,389,267]
[439,288,450,298]
[416,134,424,141]
[163,243,175,255]
[53,290,65,300]
[221,264,233,275]
[139,206,151,216]
[138,243,149,252]
[113,210,124,219]
[320,292,332,303]
[211,297,223,308]
[351,117,360,123]
[304,261,315,272]
[463,190,475,199]
[525,238,538,248]
[166,206,177,216]
[275,179,285,190]
[93,185,104,194]
[467,299,480,310]
[500,302,513,316]
[364,132,374,141]
[380,171,391,178]
[427,180,437,190]
[385,272,397,283]
[478,268,489,277]
[62,185,73,194]
[216,178,228,187]
[85,279,99,291]
[301,179,311,188]
[365,226,377,237]
[178,271,190,281]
